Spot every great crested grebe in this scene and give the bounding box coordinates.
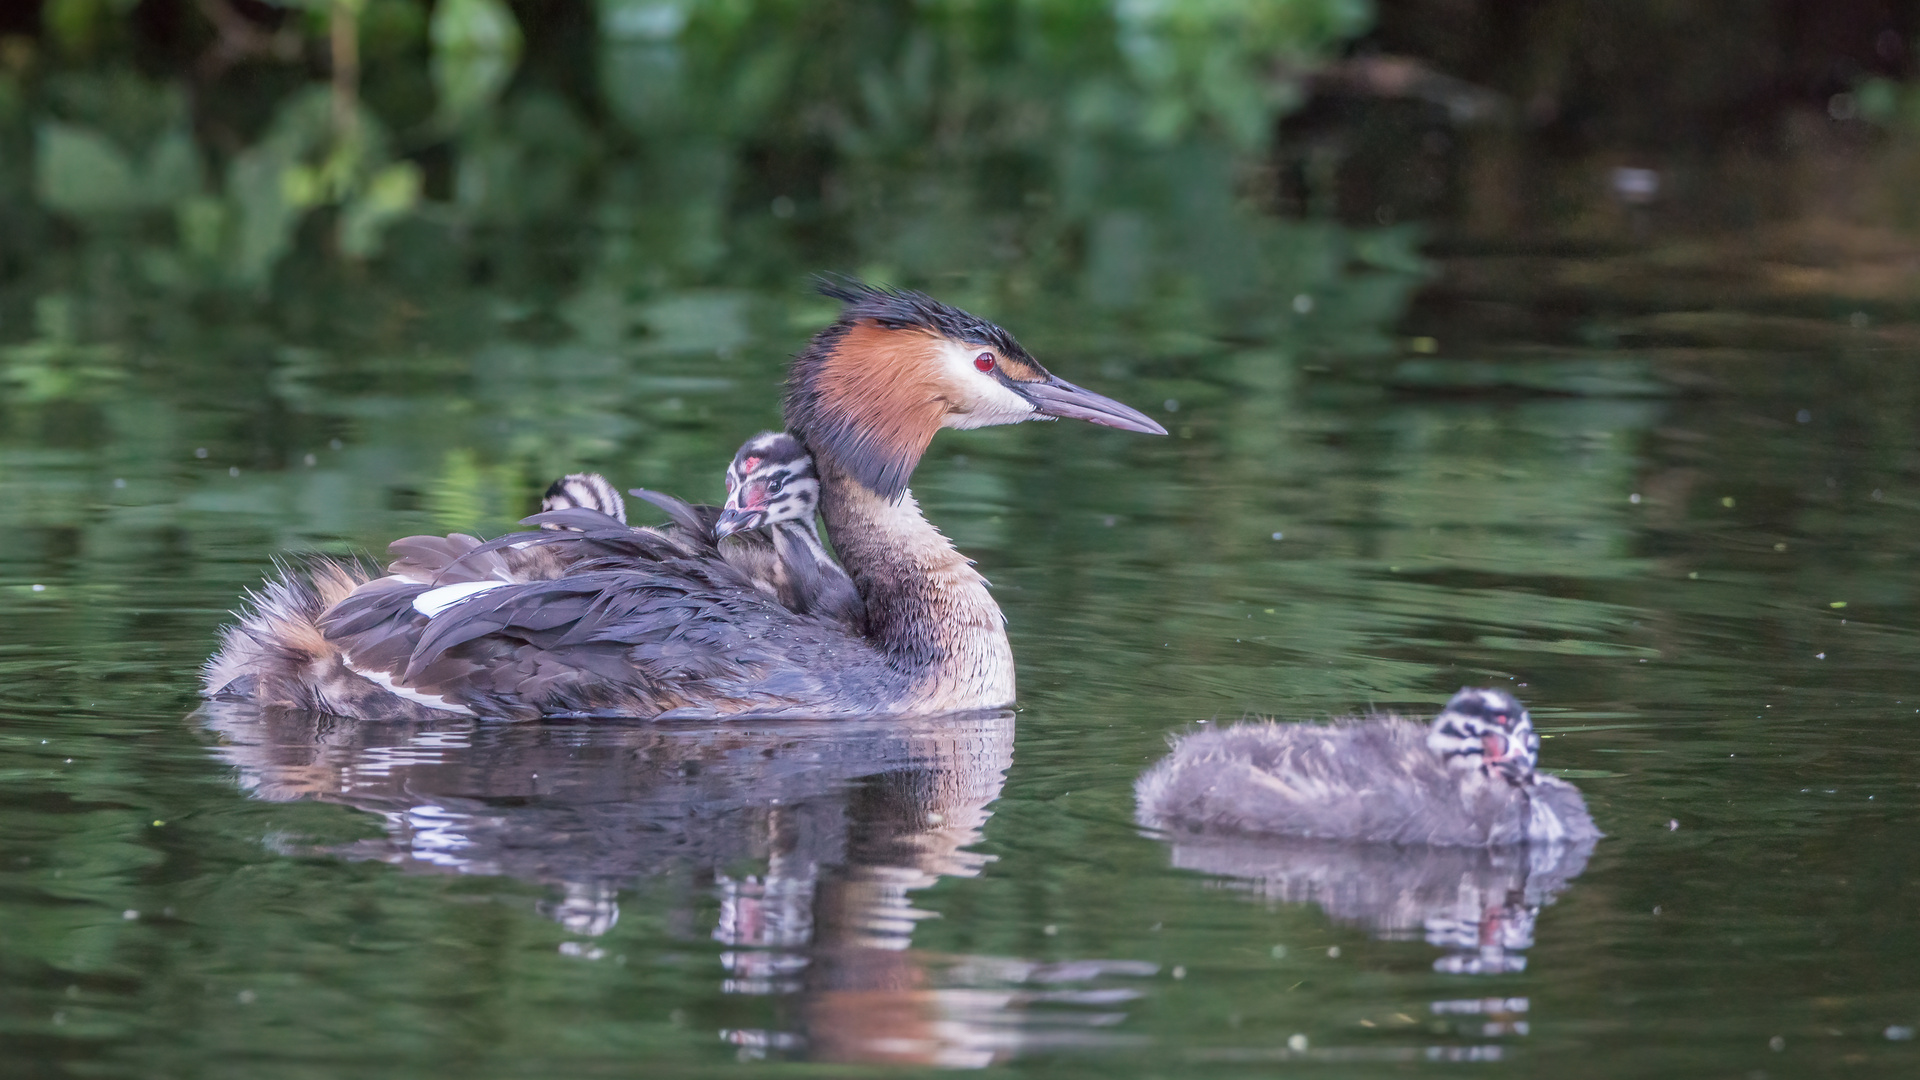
[1135,689,1600,847]
[203,280,1165,720]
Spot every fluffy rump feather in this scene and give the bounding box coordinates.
[202,557,456,721]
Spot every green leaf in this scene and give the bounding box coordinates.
[34,122,141,214]
[228,145,301,288]
[174,196,229,261]
[338,162,422,257]
[432,0,525,123]
[143,129,205,204]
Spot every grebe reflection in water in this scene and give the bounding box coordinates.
[200,702,1153,1066]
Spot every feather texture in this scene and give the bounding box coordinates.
[1136,695,1600,847]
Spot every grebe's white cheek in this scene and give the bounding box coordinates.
[932,339,1038,429]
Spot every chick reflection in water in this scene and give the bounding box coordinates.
[1137,689,1599,974]
[200,703,1151,1067]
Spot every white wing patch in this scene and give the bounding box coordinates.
[413,581,509,618]
[346,664,477,717]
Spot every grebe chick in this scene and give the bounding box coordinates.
[1135,689,1599,847]
[634,432,865,633]
[203,279,1165,720]
[372,472,648,593]
[528,441,862,631]
[540,473,628,525]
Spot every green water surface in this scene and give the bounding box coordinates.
[4,241,1919,1079]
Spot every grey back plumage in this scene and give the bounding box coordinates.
[1135,690,1600,847]
[204,497,890,721]
[257,450,871,719]
[311,512,903,720]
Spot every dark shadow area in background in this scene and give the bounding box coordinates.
[1286,0,1920,237]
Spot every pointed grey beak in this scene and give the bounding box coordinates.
[713,507,762,541]
[1018,376,1168,435]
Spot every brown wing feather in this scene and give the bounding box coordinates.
[314,538,898,720]
[213,506,889,720]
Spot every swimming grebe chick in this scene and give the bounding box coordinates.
[1135,689,1599,847]
[203,279,1165,720]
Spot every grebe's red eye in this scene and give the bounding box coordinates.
[974,353,995,372]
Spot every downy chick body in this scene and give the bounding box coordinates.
[1135,689,1599,847]
[703,432,864,633]
[543,436,865,633]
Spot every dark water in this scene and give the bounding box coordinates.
[3,245,1919,1079]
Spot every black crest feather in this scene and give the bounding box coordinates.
[810,276,1034,362]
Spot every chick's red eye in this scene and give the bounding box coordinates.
[974,353,995,372]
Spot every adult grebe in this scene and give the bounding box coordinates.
[1135,689,1600,846]
[203,280,1165,720]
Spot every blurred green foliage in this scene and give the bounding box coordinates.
[1855,72,1920,130]
[0,0,1430,556]
[2,0,1378,298]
